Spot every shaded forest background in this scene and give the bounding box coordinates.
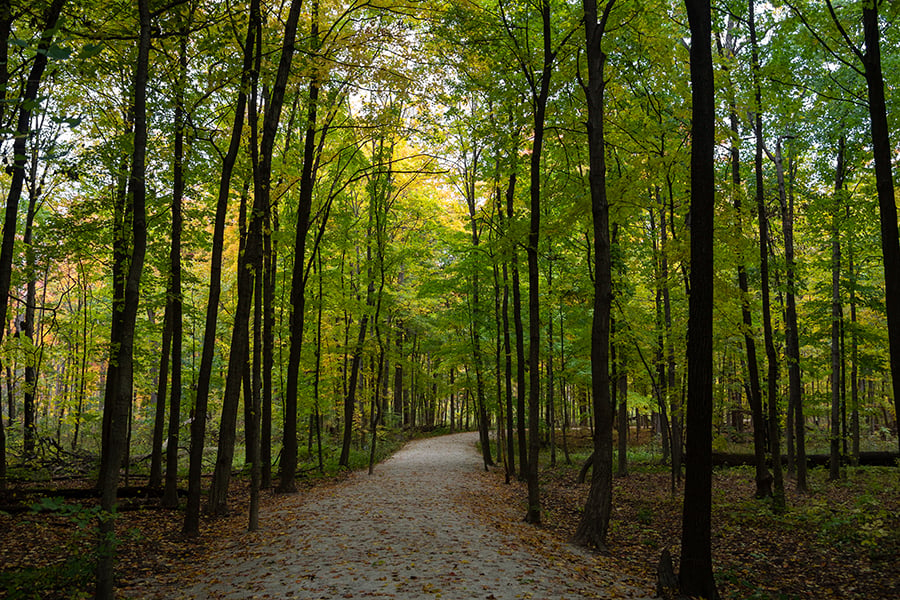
[0,0,899,598]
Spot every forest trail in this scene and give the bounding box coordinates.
[127,432,655,599]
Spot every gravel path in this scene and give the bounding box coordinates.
[147,432,655,599]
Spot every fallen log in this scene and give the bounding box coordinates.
[0,485,186,513]
[711,451,899,468]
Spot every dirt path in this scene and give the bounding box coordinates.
[130,433,655,599]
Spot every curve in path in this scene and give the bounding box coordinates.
[166,432,655,599]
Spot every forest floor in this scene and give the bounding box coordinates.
[494,430,900,600]
[1,430,898,599]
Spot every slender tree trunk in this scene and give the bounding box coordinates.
[547,284,556,468]
[96,0,149,594]
[313,251,325,473]
[771,139,806,491]
[830,136,845,480]
[521,0,556,525]
[248,233,263,531]
[184,0,258,537]
[659,195,681,480]
[614,314,628,477]
[150,307,172,489]
[849,233,860,464]
[0,0,65,476]
[23,178,40,458]
[649,207,671,465]
[261,182,276,489]
[464,146,493,469]
[162,24,188,509]
[500,184,516,476]
[722,50,770,496]
[340,245,374,467]
[208,0,303,514]
[678,2,720,597]
[750,0,785,513]
[280,0,320,491]
[509,163,528,481]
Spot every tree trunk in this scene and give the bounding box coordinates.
[860,4,900,457]
[509,163,527,480]
[771,138,806,492]
[464,144,493,470]
[0,0,65,475]
[501,212,515,475]
[208,0,303,514]
[248,228,264,531]
[830,137,846,480]
[23,177,40,458]
[659,194,681,480]
[849,231,860,464]
[339,242,374,468]
[96,0,150,594]
[678,1,720,598]
[162,23,188,509]
[572,0,615,547]
[280,0,321,490]
[149,306,172,489]
[721,40,770,496]
[183,0,259,537]
[750,0,785,513]
[521,0,556,525]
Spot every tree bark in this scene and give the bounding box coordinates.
[464,141,494,470]
[771,139,807,492]
[96,0,149,594]
[861,3,900,456]
[149,306,172,489]
[208,0,303,514]
[499,168,516,476]
[573,0,615,548]
[750,0,785,513]
[720,33,770,496]
[678,1,720,598]
[509,159,528,480]
[183,0,258,537]
[0,0,65,473]
[830,136,845,480]
[162,21,188,509]
[280,0,321,491]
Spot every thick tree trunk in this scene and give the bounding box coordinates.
[678,1,720,598]
[861,5,900,456]
[573,0,615,548]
